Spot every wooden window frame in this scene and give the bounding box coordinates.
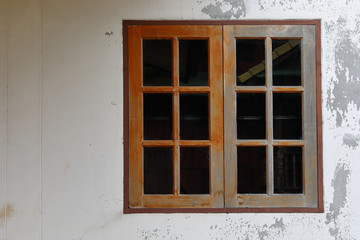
[123,20,323,214]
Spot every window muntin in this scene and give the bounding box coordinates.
[126,22,321,212]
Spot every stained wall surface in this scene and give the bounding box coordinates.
[0,0,360,239]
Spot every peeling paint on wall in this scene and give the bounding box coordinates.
[269,218,285,231]
[326,163,351,239]
[199,0,246,19]
[258,0,317,13]
[326,17,360,128]
[343,133,360,148]
[137,226,183,240]
[207,217,286,239]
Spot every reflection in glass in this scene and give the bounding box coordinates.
[144,147,173,194]
[179,40,208,86]
[143,40,172,86]
[237,93,266,139]
[237,147,266,194]
[236,39,266,86]
[143,93,172,140]
[272,39,301,86]
[180,93,209,140]
[273,93,302,139]
[180,147,209,194]
[274,147,303,194]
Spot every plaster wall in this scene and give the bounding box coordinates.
[0,0,360,239]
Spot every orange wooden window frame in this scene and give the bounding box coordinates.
[123,20,323,214]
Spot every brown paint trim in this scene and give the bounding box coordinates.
[122,19,323,214]
[124,207,323,214]
[315,20,324,213]
[123,20,130,213]
[123,19,321,26]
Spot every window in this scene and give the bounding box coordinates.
[123,21,323,213]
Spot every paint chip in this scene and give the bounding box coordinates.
[200,0,246,19]
[326,163,350,239]
[343,133,360,148]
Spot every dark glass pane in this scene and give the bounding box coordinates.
[237,93,266,139]
[144,147,173,194]
[236,39,265,86]
[143,40,172,86]
[180,93,208,140]
[273,93,302,139]
[272,39,301,86]
[143,93,172,140]
[179,40,208,86]
[237,147,266,194]
[180,147,209,194]
[274,147,303,194]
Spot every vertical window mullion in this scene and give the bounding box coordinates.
[223,26,237,207]
[265,36,274,196]
[173,38,180,196]
[208,28,225,207]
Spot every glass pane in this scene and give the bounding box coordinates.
[237,93,266,139]
[236,39,265,86]
[179,40,208,86]
[274,147,303,194]
[144,147,173,194]
[180,93,209,140]
[180,147,209,194]
[273,93,302,139]
[143,40,172,86]
[143,93,172,140]
[272,39,301,86]
[237,147,266,194]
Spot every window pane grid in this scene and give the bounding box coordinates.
[137,32,222,206]
[235,37,305,197]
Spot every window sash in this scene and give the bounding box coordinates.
[128,25,224,208]
[223,25,317,208]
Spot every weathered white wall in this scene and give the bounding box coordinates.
[0,0,360,239]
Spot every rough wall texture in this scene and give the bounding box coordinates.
[0,0,360,239]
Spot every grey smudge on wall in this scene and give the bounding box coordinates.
[208,217,286,239]
[270,217,285,231]
[326,18,360,127]
[258,229,269,240]
[105,31,113,37]
[201,0,246,19]
[326,163,350,239]
[343,133,360,148]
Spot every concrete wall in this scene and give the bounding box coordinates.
[0,0,360,239]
